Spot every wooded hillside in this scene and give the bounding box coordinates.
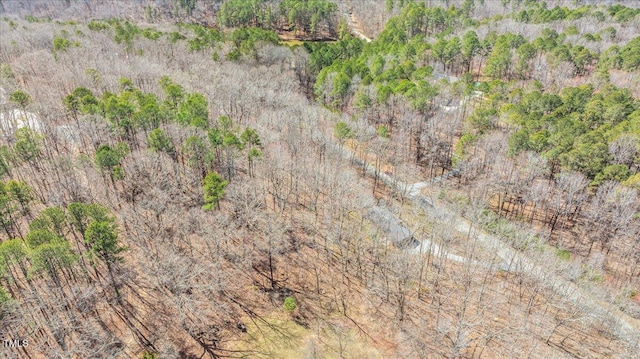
[0,1,639,358]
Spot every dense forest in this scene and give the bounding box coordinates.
[0,0,639,358]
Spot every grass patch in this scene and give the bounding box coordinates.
[281,39,304,47]
[556,248,571,261]
[232,313,382,359]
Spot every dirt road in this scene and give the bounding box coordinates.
[343,1,372,42]
[324,133,640,345]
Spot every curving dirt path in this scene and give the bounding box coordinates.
[324,133,640,345]
[343,1,372,42]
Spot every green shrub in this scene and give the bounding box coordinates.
[283,296,296,312]
[556,248,571,261]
